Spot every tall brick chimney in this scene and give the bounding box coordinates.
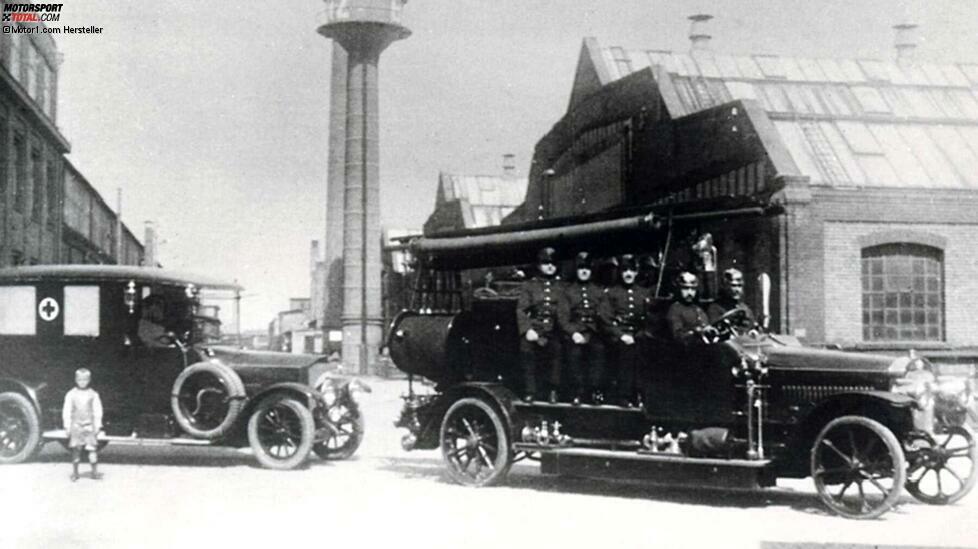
[688,14,713,51]
[502,153,516,177]
[893,23,918,63]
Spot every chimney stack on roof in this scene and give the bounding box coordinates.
[502,153,516,177]
[893,23,919,63]
[688,14,713,51]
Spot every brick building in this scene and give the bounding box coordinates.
[63,159,143,265]
[508,22,978,352]
[0,26,67,266]
[0,22,142,267]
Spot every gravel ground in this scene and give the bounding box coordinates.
[2,378,976,549]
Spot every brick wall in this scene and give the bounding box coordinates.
[823,221,978,347]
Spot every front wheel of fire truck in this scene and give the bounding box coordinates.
[905,425,977,505]
[811,416,906,519]
[440,397,513,487]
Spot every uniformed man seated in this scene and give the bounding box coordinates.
[666,271,715,345]
[517,247,562,403]
[138,294,171,348]
[601,254,652,408]
[706,268,757,332]
[558,251,606,405]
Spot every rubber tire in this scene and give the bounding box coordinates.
[171,362,246,439]
[811,415,906,520]
[440,397,513,487]
[0,392,42,465]
[247,396,315,470]
[906,425,978,505]
[313,404,364,461]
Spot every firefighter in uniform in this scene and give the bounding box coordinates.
[516,247,562,403]
[601,254,652,408]
[706,268,757,330]
[558,251,606,405]
[666,271,714,345]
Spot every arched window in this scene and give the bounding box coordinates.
[862,243,943,341]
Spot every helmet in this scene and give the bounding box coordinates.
[537,247,557,264]
[574,251,592,269]
[677,271,699,288]
[619,254,638,272]
[722,268,744,287]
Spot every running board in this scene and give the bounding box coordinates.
[513,401,644,412]
[531,446,774,490]
[43,430,214,447]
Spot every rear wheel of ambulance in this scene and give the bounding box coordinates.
[0,392,41,464]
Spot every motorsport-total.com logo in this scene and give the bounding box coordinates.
[2,3,103,34]
[3,3,62,22]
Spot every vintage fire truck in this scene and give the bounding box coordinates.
[388,205,977,519]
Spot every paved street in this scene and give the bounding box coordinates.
[2,378,976,549]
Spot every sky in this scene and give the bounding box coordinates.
[52,0,978,330]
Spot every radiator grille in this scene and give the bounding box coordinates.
[780,385,873,403]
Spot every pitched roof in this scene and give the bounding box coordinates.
[435,172,528,228]
[584,41,978,190]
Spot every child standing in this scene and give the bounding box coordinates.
[62,368,104,481]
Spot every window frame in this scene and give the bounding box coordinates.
[861,242,944,343]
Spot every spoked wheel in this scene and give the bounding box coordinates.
[247,396,314,470]
[811,416,906,519]
[0,393,41,464]
[905,425,977,505]
[440,397,512,487]
[313,403,364,460]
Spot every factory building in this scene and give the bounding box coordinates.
[1,22,143,267]
[509,17,978,353]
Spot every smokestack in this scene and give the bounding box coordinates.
[310,240,321,269]
[502,153,516,177]
[688,14,713,51]
[893,23,918,63]
[115,188,122,264]
[143,221,157,267]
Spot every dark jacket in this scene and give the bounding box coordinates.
[516,276,562,336]
[667,301,710,343]
[558,281,604,339]
[601,284,652,340]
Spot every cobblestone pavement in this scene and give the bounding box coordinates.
[2,378,976,549]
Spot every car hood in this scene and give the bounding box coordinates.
[763,344,896,375]
[204,346,326,370]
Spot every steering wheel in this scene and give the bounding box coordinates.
[702,308,750,344]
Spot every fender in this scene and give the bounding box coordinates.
[440,382,521,433]
[0,377,46,414]
[781,389,916,474]
[244,381,326,416]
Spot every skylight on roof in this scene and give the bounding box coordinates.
[754,55,786,79]
[851,86,892,114]
[837,121,883,155]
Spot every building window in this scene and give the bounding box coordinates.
[7,32,21,82]
[862,243,943,341]
[31,148,42,221]
[46,161,58,225]
[13,135,26,213]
